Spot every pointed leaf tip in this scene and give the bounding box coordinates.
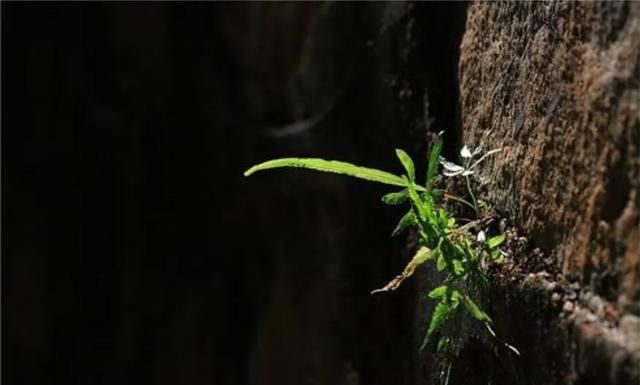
[395,149,415,181]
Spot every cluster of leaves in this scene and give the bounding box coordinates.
[243,133,511,355]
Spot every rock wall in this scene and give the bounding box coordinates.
[453,2,640,384]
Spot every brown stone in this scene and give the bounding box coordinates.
[460,0,640,313]
[457,2,640,383]
[563,300,575,314]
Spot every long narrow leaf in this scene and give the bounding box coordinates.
[395,149,415,182]
[428,285,449,300]
[382,190,409,205]
[426,133,443,193]
[407,186,427,222]
[391,210,415,236]
[461,295,492,322]
[244,157,429,191]
[371,246,434,294]
[436,252,447,271]
[421,300,456,350]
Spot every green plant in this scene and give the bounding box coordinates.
[244,133,517,360]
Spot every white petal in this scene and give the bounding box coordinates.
[439,158,465,172]
[443,170,464,177]
[460,145,472,158]
[477,231,486,242]
[462,170,474,176]
[506,343,521,356]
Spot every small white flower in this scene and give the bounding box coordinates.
[477,231,486,242]
[439,145,502,178]
[440,158,467,176]
[460,145,472,158]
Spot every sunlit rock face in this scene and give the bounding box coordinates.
[457,2,640,384]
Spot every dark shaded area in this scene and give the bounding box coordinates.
[3,3,468,385]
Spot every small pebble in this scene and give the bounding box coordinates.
[588,296,605,318]
[563,301,575,314]
[551,292,562,304]
[620,314,640,334]
[579,289,592,303]
[584,312,598,323]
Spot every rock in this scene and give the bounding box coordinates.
[620,314,640,335]
[563,300,575,314]
[458,2,640,384]
[460,1,640,306]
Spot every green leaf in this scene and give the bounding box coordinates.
[436,253,447,271]
[474,269,491,290]
[428,285,448,300]
[487,234,506,249]
[452,259,464,275]
[420,300,456,350]
[432,188,445,201]
[407,186,428,222]
[461,295,492,322]
[436,336,450,353]
[244,158,410,188]
[426,133,443,193]
[450,289,461,304]
[381,190,409,205]
[395,149,415,181]
[371,247,434,294]
[491,249,504,262]
[392,210,415,236]
[412,246,435,266]
[436,208,454,230]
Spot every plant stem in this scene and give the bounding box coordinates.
[446,218,483,235]
[444,361,452,385]
[465,175,479,217]
[444,193,475,211]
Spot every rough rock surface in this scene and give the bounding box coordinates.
[456,1,639,384]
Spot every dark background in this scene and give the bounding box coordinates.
[3,3,466,384]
